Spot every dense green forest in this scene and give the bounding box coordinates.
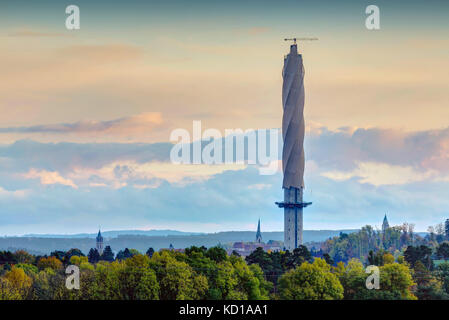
[1,222,449,300]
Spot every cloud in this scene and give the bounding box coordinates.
[0,113,166,142]
[321,162,438,186]
[2,162,449,235]
[1,125,448,186]
[0,186,28,198]
[0,112,163,134]
[23,169,78,189]
[67,161,247,188]
[307,126,449,174]
[0,125,448,234]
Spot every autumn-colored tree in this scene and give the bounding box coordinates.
[70,255,88,266]
[0,278,22,300]
[2,267,33,299]
[65,248,84,262]
[79,261,94,271]
[29,269,68,300]
[29,270,52,300]
[0,246,442,301]
[380,263,416,300]
[37,256,63,270]
[413,261,448,300]
[383,253,395,264]
[14,250,35,264]
[16,263,39,276]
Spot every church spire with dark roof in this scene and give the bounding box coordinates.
[256,219,262,243]
[96,228,104,255]
[382,214,389,232]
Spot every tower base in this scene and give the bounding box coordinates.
[276,187,311,251]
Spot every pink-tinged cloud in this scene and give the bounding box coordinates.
[23,169,78,189]
[308,126,449,174]
[0,112,164,139]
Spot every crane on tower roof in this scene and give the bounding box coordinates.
[284,37,318,51]
[284,37,318,44]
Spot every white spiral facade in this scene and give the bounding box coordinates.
[282,44,305,190]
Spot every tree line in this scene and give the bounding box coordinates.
[2,220,449,300]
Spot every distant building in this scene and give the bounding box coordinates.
[228,241,282,256]
[96,229,104,255]
[256,219,262,243]
[382,214,390,232]
[226,220,282,256]
[267,240,283,251]
[232,242,246,253]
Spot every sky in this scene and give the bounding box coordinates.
[0,0,448,235]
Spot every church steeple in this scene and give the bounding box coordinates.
[96,229,104,255]
[382,214,389,232]
[256,219,262,243]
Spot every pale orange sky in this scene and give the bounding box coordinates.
[0,25,448,143]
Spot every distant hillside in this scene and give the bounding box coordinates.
[23,229,203,238]
[0,229,358,255]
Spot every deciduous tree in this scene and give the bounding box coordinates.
[278,258,343,300]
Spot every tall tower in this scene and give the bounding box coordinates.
[256,219,262,243]
[276,41,311,251]
[96,229,104,255]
